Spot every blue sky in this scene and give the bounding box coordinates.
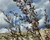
[0,0,50,33]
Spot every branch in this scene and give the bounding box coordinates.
[4,18,14,27]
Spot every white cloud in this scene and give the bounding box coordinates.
[0,28,9,33]
[0,0,16,11]
[0,13,6,24]
[39,16,45,27]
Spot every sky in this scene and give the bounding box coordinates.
[0,0,50,33]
